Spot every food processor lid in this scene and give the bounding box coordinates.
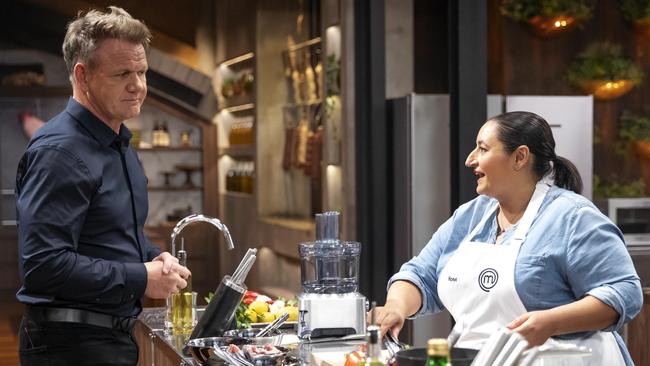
[299,211,362,256]
[315,211,340,242]
[299,240,361,256]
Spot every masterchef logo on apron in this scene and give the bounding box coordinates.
[478,268,498,292]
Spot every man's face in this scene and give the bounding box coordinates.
[82,38,148,125]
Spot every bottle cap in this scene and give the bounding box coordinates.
[427,338,449,356]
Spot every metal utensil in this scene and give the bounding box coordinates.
[256,312,290,338]
[384,331,408,365]
[303,333,366,344]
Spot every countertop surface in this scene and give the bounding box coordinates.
[137,308,365,366]
[138,308,197,365]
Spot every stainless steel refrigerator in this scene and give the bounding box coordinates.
[389,93,452,347]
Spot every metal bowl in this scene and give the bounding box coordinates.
[223,328,259,338]
[186,335,285,365]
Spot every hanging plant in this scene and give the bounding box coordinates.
[619,0,650,35]
[619,111,650,153]
[593,175,645,198]
[500,0,595,37]
[618,111,650,194]
[566,42,644,100]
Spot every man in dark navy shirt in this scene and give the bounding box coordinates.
[16,7,190,365]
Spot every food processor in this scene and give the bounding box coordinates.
[297,211,367,339]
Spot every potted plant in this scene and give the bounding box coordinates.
[593,175,645,198]
[619,111,650,155]
[620,0,650,36]
[500,0,595,37]
[566,42,644,100]
[618,112,650,193]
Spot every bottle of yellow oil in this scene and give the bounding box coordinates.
[172,239,193,334]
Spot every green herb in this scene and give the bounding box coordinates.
[235,302,251,329]
[286,298,298,307]
[594,175,645,198]
[501,0,595,22]
[204,291,214,304]
[619,0,650,22]
[566,42,644,87]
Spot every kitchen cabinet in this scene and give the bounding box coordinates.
[209,0,354,300]
[627,289,650,365]
[0,87,69,296]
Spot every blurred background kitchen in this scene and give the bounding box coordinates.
[0,0,649,364]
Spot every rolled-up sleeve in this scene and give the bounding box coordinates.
[388,214,455,317]
[16,146,148,305]
[565,206,643,331]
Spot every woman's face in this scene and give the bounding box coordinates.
[465,121,516,197]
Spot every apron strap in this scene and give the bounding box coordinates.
[511,181,551,245]
[463,179,552,246]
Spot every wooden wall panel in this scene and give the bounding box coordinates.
[488,0,650,182]
[627,291,650,366]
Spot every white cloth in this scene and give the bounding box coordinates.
[437,180,624,365]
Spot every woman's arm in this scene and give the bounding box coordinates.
[511,202,642,346]
[374,280,423,336]
[507,295,618,346]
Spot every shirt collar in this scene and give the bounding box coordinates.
[65,97,132,149]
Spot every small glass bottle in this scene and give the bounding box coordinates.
[426,338,450,366]
[171,238,193,334]
[152,120,161,147]
[161,121,171,147]
[362,302,386,366]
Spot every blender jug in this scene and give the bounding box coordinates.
[298,211,366,338]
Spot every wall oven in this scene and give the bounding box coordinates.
[596,198,650,252]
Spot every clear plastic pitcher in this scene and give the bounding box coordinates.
[298,211,361,294]
[299,240,361,293]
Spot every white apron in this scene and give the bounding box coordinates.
[437,181,625,365]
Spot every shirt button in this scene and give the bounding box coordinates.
[130,294,134,299]
[95,298,101,302]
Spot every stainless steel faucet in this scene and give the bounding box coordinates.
[170,214,234,256]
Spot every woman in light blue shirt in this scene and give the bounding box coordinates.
[375,111,642,365]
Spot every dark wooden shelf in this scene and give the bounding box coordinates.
[136,147,201,152]
[0,86,71,97]
[260,215,315,231]
[148,186,202,192]
[218,145,254,158]
[219,52,254,68]
[219,101,255,114]
[222,191,254,199]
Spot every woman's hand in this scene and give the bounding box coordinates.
[506,310,557,347]
[372,299,408,338]
[507,296,619,347]
[371,281,422,338]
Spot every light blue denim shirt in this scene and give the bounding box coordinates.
[389,186,643,365]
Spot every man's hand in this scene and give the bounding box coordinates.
[507,310,557,347]
[152,251,179,274]
[144,261,191,299]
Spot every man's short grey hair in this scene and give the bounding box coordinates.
[62,6,151,82]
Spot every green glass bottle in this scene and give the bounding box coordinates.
[426,338,450,366]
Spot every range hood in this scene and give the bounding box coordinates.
[147,48,217,120]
